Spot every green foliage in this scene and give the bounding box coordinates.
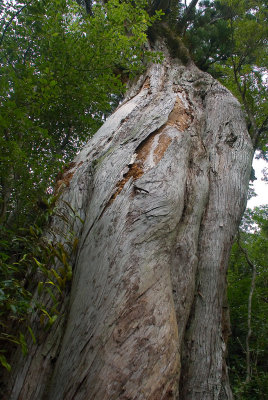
[184,0,268,154]
[215,0,267,154]
[228,206,268,399]
[184,0,233,70]
[0,0,159,228]
[0,196,82,370]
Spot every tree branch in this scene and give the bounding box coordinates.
[84,0,92,15]
[178,0,200,34]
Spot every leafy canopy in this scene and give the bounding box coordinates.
[0,0,160,227]
[184,0,268,154]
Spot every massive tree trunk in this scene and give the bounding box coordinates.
[5,47,253,399]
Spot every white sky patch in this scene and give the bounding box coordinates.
[247,156,268,209]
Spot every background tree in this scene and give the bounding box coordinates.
[228,206,268,399]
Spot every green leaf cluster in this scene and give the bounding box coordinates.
[184,0,233,70]
[184,0,267,154]
[0,0,158,228]
[0,196,83,370]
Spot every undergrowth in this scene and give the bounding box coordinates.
[0,196,83,371]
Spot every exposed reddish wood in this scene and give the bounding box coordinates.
[167,97,191,131]
[104,95,191,210]
[142,76,151,90]
[54,161,84,193]
[154,133,172,164]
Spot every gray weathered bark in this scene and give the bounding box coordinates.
[5,46,253,399]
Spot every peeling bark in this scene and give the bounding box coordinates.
[4,47,253,400]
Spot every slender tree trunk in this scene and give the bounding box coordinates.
[237,238,257,384]
[245,263,256,384]
[4,48,253,400]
